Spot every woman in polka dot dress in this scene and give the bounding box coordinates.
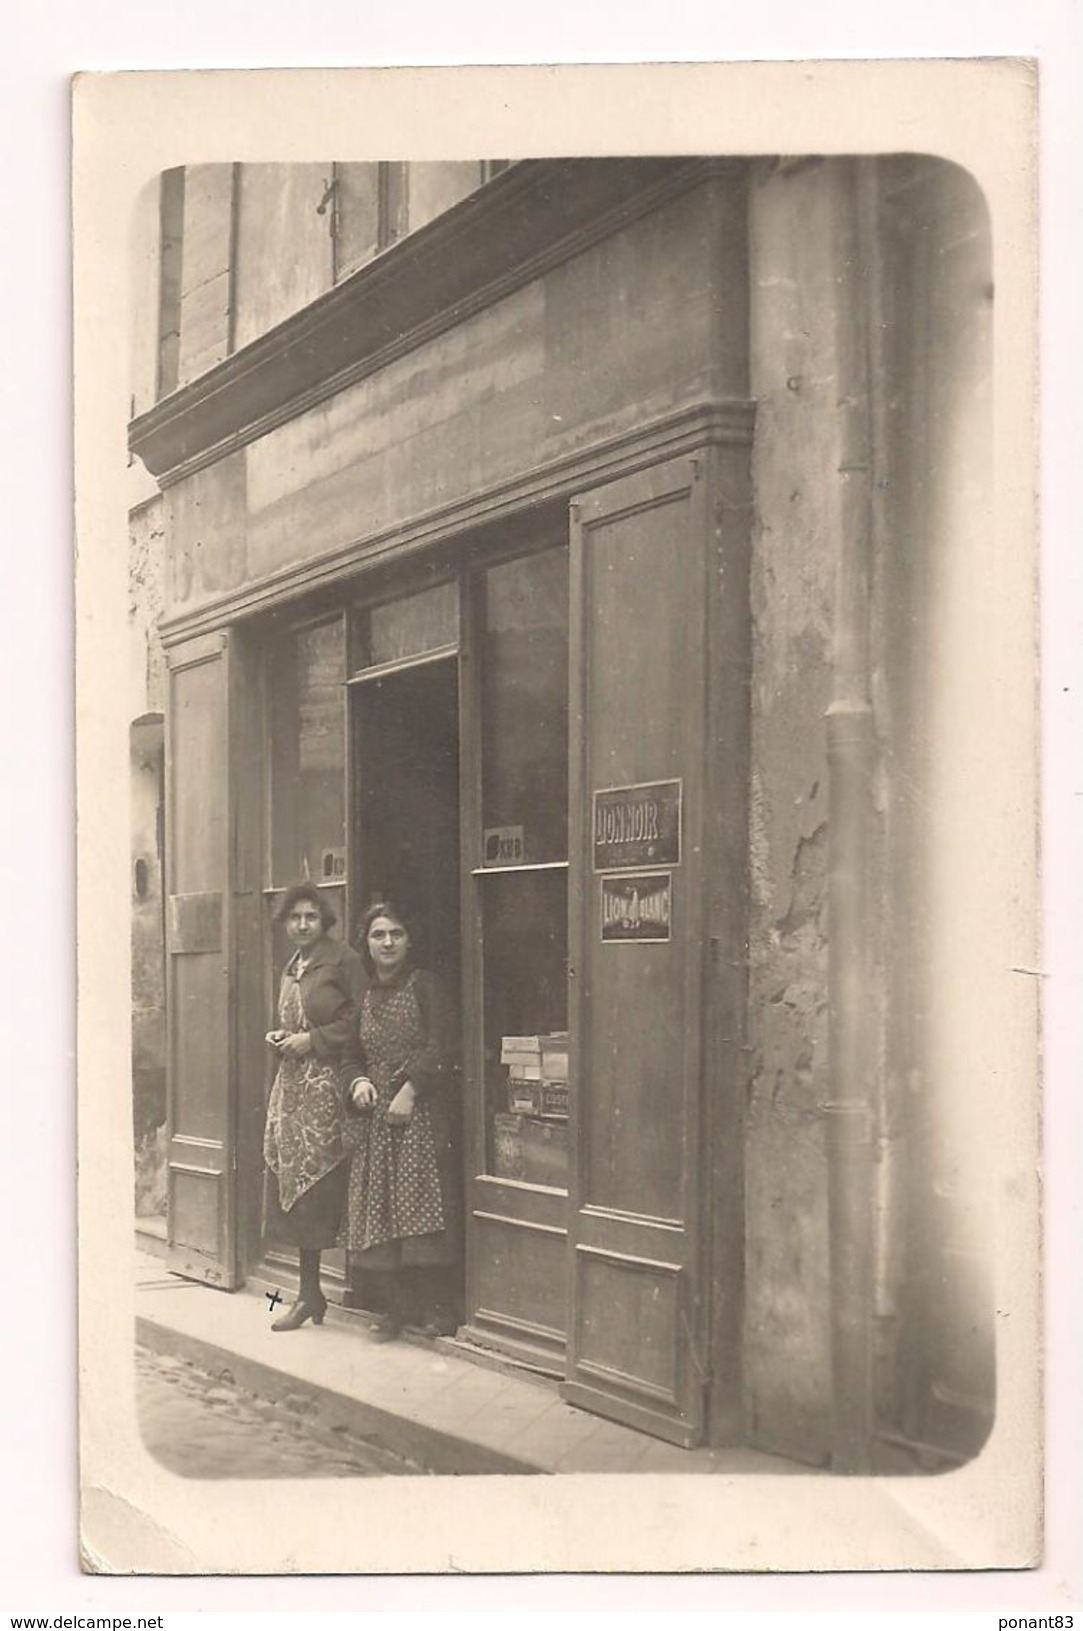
[341,900,459,1340]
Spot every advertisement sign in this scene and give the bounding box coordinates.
[482,824,525,866]
[592,779,682,871]
[600,871,673,944]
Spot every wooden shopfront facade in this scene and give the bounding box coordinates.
[130,154,1005,1465]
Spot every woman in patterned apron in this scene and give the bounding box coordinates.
[262,883,365,1331]
[341,900,459,1340]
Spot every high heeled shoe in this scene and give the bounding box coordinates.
[271,1293,327,1331]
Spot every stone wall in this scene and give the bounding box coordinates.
[743,159,844,1464]
[163,175,748,617]
[742,154,1004,1465]
[129,494,167,1218]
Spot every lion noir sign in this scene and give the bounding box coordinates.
[592,779,682,872]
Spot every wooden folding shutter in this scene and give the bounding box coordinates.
[564,456,712,1446]
[164,632,240,1288]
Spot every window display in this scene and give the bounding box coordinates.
[268,617,347,890]
[477,543,570,1188]
[480,547,568,865]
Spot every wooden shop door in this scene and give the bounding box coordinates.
[163,632,242,1289]
[563,456,714,1447]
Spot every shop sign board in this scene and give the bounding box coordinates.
[482,824,525,866]
[319,846,347,882]
[592,779,681,871]
[600,871,672,944]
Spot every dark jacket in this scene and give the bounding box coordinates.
[280,937,366,1060]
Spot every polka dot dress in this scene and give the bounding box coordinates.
[341,972,446,1253]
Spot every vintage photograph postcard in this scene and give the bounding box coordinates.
[74,59,1041,1575]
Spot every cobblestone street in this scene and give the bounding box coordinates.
[136,1345,423,1479]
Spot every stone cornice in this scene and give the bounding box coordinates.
[158,397,755,648]
[129,157,743,487]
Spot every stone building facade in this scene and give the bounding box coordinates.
[129,156,1007,1468]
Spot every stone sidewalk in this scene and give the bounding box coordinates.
[135,1252,805,1477]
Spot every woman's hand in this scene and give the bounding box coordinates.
[385,1080,417,1125]
[349,1077,376,1111]
[277,1032,314,1060]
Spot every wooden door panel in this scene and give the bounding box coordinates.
[164,634,239,1288]
[473,1213,567,1345]
[170,952,227,1137]
[581,921,687,1221]
[166,891,222,954]
[565,456,709,1446]
[576,1249,681,1392]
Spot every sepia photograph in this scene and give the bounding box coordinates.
[74,60,1042,1576]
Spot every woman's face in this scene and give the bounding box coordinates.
[285,898,325,953]
[367,914,410,980]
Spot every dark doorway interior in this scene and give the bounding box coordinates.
[348,655,462,1314]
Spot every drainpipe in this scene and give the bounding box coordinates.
[822,158,878,1473]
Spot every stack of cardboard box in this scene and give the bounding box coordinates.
[502,1033,544,1115]
[492,1031,571,1187]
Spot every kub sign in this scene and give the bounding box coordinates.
[483,825,525,866]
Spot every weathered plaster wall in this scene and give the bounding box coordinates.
[163,177,748,617]
[129,494,168,1216]
[744,155,1004,1466]
[177,165,234,389]
[744,159,843,1464]
[130,179,162,419]
[233,165,334,350]
[129,493,167,712]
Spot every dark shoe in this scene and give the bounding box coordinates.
[271,1294,326,1331]
[368,1308,404,1344]
[420,1304,458,1339]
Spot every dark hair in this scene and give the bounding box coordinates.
[356,898,414,976]
[273,882,337,932]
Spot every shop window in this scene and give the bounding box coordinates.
[332,162,408,282]
[351,579,459,671]
[477,546,570,1189]
[268,617,347,890]
[481,548,568,865]
[333,162,509,281]
[176,164,236,387]
[481,870,569,1187]
[232,166,334,350]
[407,162,486,232]
[157,168,185,399]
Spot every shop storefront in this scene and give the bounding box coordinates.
[130,153,1003,1465]
[162,443,753,1449]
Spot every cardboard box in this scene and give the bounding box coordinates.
[500,1035,542,1065]
[539,1078,569,1119]
[540,1044,569,1082]
[507,1078,543,1116]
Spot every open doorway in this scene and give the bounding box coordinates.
[348,653,462,1314]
